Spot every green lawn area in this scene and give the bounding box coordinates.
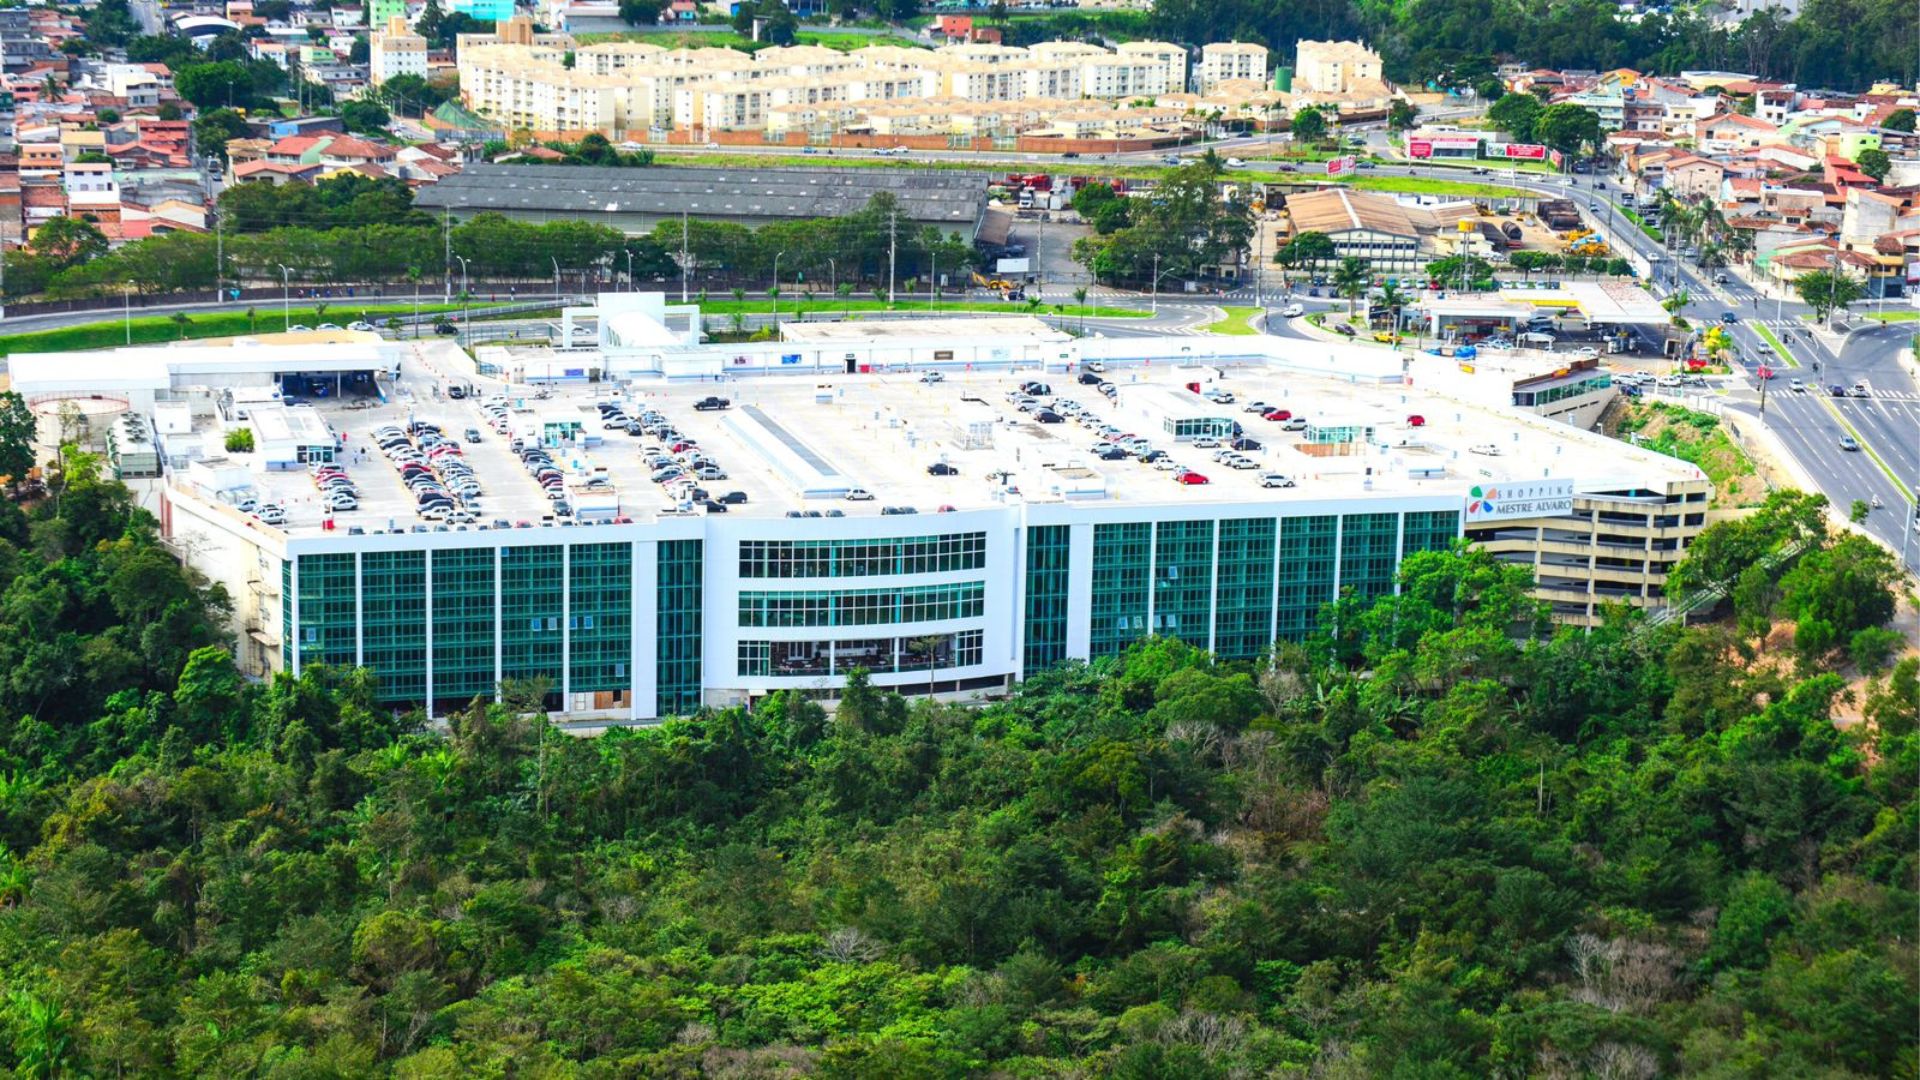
[1199,306,1263,335]
[1751,323,1800,368]
[0,303,462,356]
[1860,310,1919,323]
[1336,175,1520,199]
[702,297,1146,318]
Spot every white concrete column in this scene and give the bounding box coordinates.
[1064,522,1094,661]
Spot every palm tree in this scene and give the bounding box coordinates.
[1661,288,1692,326]
[1073,286,1088,333]
[1375,281,1409,333]
[1333,257,1370,318]
[836,281,854,317]
[908,634,945,699]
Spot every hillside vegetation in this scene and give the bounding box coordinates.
[0,467,1912,1076]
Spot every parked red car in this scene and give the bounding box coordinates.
[1407,414,1426,427]
[1263,409,1292,422]
[1175,472,1210,485]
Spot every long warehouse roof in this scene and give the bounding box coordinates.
[415,164,993,227]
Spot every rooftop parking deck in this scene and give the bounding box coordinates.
[199,343,1704,537]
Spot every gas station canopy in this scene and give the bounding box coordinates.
[1414,282,1670,326]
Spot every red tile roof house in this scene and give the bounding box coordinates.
[1822,155,1877,191]
[232,159,325,185]
[1662,154,1727,201]
[1696,111,1778,153]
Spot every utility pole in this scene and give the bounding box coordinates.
[215,214,223,302]
[442,207,451,303]
[887,211,897,307]
[680,210,690,302]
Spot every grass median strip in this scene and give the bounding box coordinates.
[1199,306,1263,335]
[701,298,1147,318]
[0,303,464,356]
[1752,323,1800,369]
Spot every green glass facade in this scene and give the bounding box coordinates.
[738,582,984,628]
[502,545,564,690]
[739,533,986,578]
[1023,525,1071,677]
[657,539,703,717]
[1338,513,1400,602]
[1152,519,1213,641]
[431,547,497,703]
[569,543,632,694]
[295,553,357,671]
[1090,522,1151,659]
[362,551,426,702]
[1214,518,1276,660]
[1276,515,1338,640]
[1401,510,1461,556]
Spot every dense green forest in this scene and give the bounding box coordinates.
[0,459,1914,1075]
[1150,0,1920,93]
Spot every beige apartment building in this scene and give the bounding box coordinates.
[1199,42,1268,92]
[457,36,1193,140]
[368,15,426,87]
[1288,39,1395,114]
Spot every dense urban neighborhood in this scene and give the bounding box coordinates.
[0,0,1913,1076]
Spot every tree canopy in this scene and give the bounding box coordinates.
[0,482,1908,1075]
[1071,159,1252,287]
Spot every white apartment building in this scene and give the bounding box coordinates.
[103,64,162,108]
[368,16,427,87]
[1118,41,1190,94]
[1199,42,1267,92]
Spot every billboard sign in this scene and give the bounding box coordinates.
[1408,139,1432,158]
[1485,142,1549,160]
[1326,155,1357,176]
[1465,478,1575,523]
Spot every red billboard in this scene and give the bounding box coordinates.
[1486,142,1549,160]
[1408,138,1432,158]
[1326,155,1357,176]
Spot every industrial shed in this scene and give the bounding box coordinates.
[414,164,993,238]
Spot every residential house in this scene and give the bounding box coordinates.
[1697,111,1778,154]
[1664,154,1727,200]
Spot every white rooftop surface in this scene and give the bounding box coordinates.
[10,340,391,396]
[195,359,1703,536]
[1415,281,1669,325]
[249,402,334,446]
[780,315,1069,343]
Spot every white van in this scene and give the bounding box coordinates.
[1518,331,1557,348]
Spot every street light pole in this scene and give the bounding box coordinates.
[1151,253,1162,314]
[276,263,290,331]
[772,250,785,330]
[454,255,471,341]
[551,256,561,302]
[625,249,633,291]
[123,281,133,344]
